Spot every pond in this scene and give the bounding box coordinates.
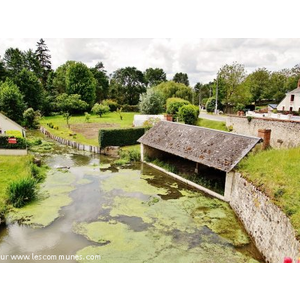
[0,138,264,263]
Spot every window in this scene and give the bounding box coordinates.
[291,95,295,101]
[290,107,293,113]
[282,106,285,111]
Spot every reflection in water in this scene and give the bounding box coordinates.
[0,140,264,263]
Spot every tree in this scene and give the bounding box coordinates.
[110,67,146,105]
[66,62,97,107]
[144,68,166,87]
[268,70,290,102]
[15,68,45,110]
[53,61,74,94]
[0,79,25,123]
[23,108,41,128]
[154,81,193,102]
[3,48,25,78]
[139,88,164,114]
[90,62,109,101]
[56,93,89,115]
[178,104,199,125]
[194,82,213,106]
[91,103,110,117]
[24,49,42,78]
[173,72,189,86]
[245,68,271,104]
[0,56,7,82]
[35,38,52,85]
[217,62,250,110]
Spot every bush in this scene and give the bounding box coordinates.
[139,88,164,114]
[178,104,199,125]
[6,177,37,208]
[0,136,27,149]
[99,127,146,148]
[120,104,139,112]
[166,97,190,117]
[23,108,41,129]
[92,103,110,117]
[115,149,141,165]
[205,98,223,113]
[102,99,119,112]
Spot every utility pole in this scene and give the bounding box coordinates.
[214,76,218,114]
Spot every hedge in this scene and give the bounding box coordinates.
[0,136,27,149]
[99,127,146,148]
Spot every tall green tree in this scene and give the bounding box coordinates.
[154,81,193,103]
[144,68,166,87]
[268,70,290,102]
[90,62,109,101]
[0,56,7,82]
[3,48,25,78]
[35,38,52,85]
[217,62,250,110]
[0,79,25,123]
[245,68,271,104]
[110,67,146,105]
[14,68,45,111]
[173,72,189,86]
[53,61,76,94]
[24,49,42,78]
[139,88,165,114]
[65,62,97,107]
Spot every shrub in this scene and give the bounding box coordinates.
[92,103,110,117]
[166,97,190,117]
[139,88,164,114]
[115,149,141,165]
[99,127,146,148]
[0,136,27,149]
[23,108,41,129]
[84,112,91,122]
[102,99,119,112]
[121,104,139,112]
[6,177,37,208]
[205,98,223,113]
[178,104,199,125]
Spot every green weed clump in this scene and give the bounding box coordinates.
[6,177,37,208]
[114,149,141,166]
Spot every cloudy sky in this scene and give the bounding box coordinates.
[1,38,300,86]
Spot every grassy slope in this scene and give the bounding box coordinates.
[196,118,229,131]
[39,112,136,146]
[238,147,300,238]
[0,155,32,207]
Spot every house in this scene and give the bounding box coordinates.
[277,80,300,113]
[0,112,26,137]
[138,121,261,199]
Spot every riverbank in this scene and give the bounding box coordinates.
[0,155,33,222]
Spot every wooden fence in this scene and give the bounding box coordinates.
[40,127,101,154]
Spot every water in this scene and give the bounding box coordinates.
[0,140,264,263]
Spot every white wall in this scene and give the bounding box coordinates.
[277,93,300,112]
[0,114,24,135]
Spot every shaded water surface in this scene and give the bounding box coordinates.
[0,141,264,263]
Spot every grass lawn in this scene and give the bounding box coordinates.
[0,155,32,209]
[196,118,229,132]
[39,112,137,146]
[238,147,300,239]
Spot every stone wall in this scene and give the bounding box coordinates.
[226,116,300,148]
[225,171,300,263]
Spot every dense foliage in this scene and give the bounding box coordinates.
[166,97,190,117]
[99,127,146,148]
[0,136,27,149]
[178,104,199,125]
[139,88,165,114]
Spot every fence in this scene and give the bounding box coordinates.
[40,127,101,154]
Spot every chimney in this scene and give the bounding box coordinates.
[258,129,271,149]
[298,79,300,88]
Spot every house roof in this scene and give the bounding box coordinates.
[0,112,25,131]
[138,121,261,172]
[268,104,278,109]
[287,87,300,94]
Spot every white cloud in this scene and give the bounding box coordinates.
[1,38,300,86]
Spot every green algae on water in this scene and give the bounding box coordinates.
[7,170,76,228]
